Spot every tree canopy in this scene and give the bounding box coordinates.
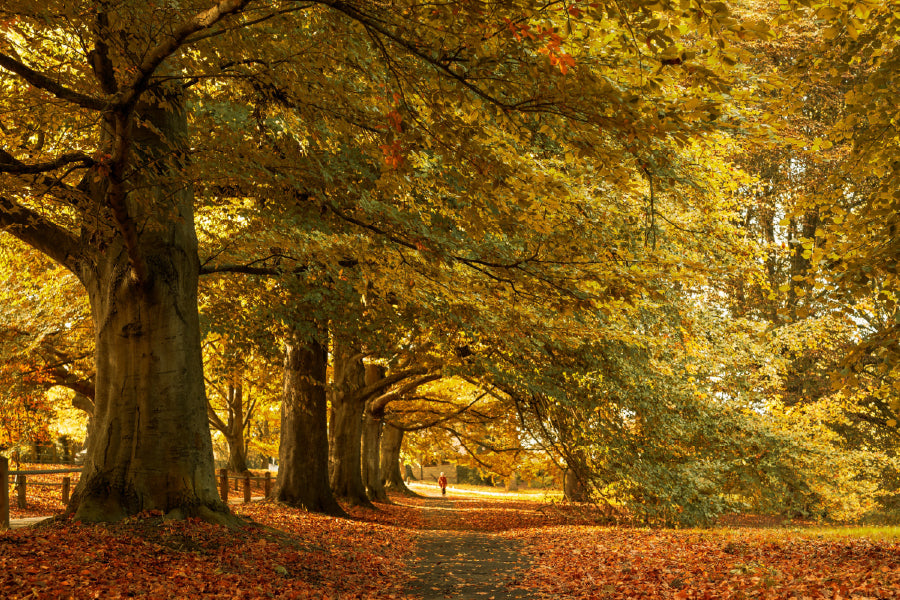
[0,0,898,525]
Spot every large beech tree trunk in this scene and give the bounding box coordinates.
[329,338,371,506]
[381,423,414,495]
[275,327,343,515]
[362,365,388,502]
[66,96,227,523]
[74,245,222,521]
[361,415,387,501]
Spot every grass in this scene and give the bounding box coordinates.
[797,524,900,540]
[407,480,564,502]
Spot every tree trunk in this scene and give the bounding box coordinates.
[362,414,389,502]
[225,432,249,474]
[225,382,249,473]
[506,470,519,491]
[327,402,336,481]
[71,393,95,459]
[362,365,388,502]
[381,423,415,495]
[72,235,224,522]
[67,95,228,524]
[275,326,343,515]
[564,468,588,502]
[328,338,371,506]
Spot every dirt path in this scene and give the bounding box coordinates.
[5,516,51,530]
[405,493,535,599]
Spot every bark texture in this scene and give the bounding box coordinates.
[329,338,370,506]
[67,96,227,523]
[275,327,343,515]
[362,414,388,502]
[362,365,388,502]
[381,423,415,495]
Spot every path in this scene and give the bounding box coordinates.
[6,516,51,530]
[405,492,534,599]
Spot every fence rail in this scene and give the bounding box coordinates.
[218,468,273,503]
[9,469,81,476]
[2,460,82,527]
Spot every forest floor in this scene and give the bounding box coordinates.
[3,482,900,598]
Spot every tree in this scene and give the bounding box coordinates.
[276,322,344,514]
[0,1,256,522]
[204,335,279,473]
[380,422,412,495]
[0,236,95,455]
[328,335,370,506]
[0,0,773,522]
[789,1,900,417]
[362,362,442,501]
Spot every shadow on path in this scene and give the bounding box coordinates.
[406,495,534,599]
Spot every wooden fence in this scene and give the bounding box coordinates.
[218,468,273,503]
[2,460,82,528]
[2,460,272,529]
[1,457,82,528]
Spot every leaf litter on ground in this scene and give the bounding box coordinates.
[4,488,900,599]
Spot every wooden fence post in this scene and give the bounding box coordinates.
[264,471,272,498]
[1,456,9,530]
[243,473,251,503]
[16,474,26,509]
[62,477,71,504]
[219,468,228,502]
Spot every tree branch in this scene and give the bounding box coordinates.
[0,149,96,175]
[327,203,537,273]
[71,392,96,417]
[46,368,96,402]
[0,196,83,275]
[368,372,442,417]
[321,1,516,111]
[206,395,229,433]
[97,0,254,286]
[200,262,308,276]
[386,392,486,432]
[244,395,259,435]
[343,365,433,407]
[440,425,521,474]
[90,6,119,94]
[115,0,253,111]
[0,53,107,110]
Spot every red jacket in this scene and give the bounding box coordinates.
[438,475,448,488]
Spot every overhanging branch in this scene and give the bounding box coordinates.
[343,365,433,407]
[0,53,107,110]
[0,196,83,275]
[368,372,442,417]
[115,0,253,111]
[0,149,96,175]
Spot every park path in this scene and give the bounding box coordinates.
[6,516,51,530]
[405,491,535,600]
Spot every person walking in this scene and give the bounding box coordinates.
[438,472,448,496]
